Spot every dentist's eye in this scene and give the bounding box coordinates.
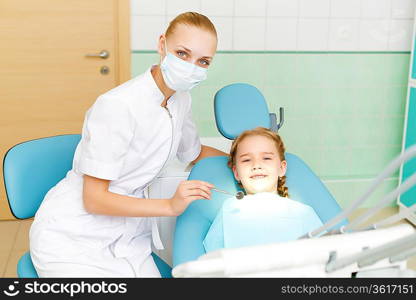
[177,51,187,59]
[242,159,250,163]
[264,157,272,160]
[199,59,210,66]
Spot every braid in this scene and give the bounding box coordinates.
[277,175,289,198]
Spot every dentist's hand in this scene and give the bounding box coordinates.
[169,180,213,216]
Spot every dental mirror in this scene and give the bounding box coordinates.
[211,187,245,200]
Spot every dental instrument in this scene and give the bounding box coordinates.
[211,187,245,200]
[325,231,416,272]
[341,172,416,233]
[302,144,416,238]
[360,203,416,231]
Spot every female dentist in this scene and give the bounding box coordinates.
[29,12,226,277]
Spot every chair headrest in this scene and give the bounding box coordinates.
[214,83,271,140]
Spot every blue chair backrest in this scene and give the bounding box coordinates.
[215,83,271,139]
[173,83,347,267]
[3,134,81,219]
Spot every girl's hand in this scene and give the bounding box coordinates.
[169,180,213,216]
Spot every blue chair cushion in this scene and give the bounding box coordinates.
[202,193,323,253]
[214,83,271,139]
[17,252,38,278]
[3,134,81,219]
[151,253,172,278]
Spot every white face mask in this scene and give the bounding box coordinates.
[160,40,208,91]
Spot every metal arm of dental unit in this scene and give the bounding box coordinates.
[325,231,416,273]
[304,144,416,238]
[269,107,284,132]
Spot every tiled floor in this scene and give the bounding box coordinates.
[0,218,32,277]
[0,207,415,277]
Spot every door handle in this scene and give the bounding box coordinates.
[85,50,109,59]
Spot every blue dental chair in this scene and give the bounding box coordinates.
[3,134,172,278]
[172,83,348,267]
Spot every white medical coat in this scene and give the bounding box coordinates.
[29,66,201,277]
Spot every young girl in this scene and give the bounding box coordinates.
[29,12,227,277]
[228,126,289,198]
[203,127,323,252]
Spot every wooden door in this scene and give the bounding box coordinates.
[0,0,131,219]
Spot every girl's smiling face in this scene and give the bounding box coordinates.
[232,135,287,195]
